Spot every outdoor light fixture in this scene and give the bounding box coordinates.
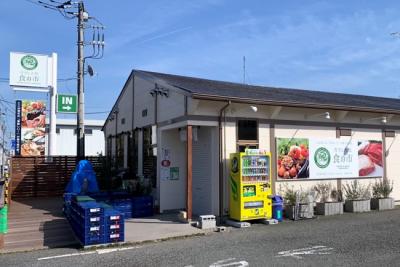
[250,106,258,112]
[362,115,388,124]
[149,84,170,97]
[306,111,331,120]
[324,112,330,120]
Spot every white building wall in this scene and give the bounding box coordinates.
[134,76,156,128]
[55,126,104,156]
[159,129,186,212]
[222,122,237,214]
[258,123,270,151]
[157,87,186,122]
[116,78,134,132]
[210,126,220,215]
[386,131,400,201]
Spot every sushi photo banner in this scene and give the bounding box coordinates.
[276,138,383,180]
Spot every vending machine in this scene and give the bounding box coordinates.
[229,149,272,221]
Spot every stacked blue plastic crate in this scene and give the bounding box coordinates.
[108,198,132,219]
[131,196,153,218]
[63,193,76,218]
[103,207,124,243]
[69,200,105,246]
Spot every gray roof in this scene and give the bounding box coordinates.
[136,70,400,114]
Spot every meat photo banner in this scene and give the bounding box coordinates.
[20,100,46,156]
[276,138,383,180]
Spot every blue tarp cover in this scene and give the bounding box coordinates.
[65,160,99,194]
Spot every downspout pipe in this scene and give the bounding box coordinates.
[218,100,231,224]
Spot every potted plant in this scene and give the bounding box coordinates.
[371,179,395,210]
[314,183,343,216]
[282,184,313,220]
[342,180,371,213]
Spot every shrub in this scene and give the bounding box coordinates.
[372,179,393,199]
[280,183,308,205]
[314,183,333,202]
[342,180,371,201]
[330,188,343,202]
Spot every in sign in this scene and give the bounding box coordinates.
[57,94,77,113]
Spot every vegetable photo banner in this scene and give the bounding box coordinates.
[276,138,383,180]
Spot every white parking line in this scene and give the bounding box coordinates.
[37,246,140,261]
[209,258,249,267]
[275,245,334,259]
[38,251,96,261]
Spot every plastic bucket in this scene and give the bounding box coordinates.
[0,205,8,234]
[272,196,283,222]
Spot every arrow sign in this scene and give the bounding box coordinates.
[57,94,77,113]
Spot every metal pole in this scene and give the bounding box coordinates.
[0,115,4,179]
[77,1,85,158]
[1,125,4,179]
[49,52,57,156]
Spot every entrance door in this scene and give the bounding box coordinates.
[192,127,213,216]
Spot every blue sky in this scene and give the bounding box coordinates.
[2,1,400,140]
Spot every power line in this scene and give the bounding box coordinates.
[85,111,108,114]
[26,0,106,157]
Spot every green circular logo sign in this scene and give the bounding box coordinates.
[314,147,330,168]
[20,55,38,70]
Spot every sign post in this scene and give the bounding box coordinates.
[57,94,77,113]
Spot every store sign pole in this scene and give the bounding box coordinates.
[49,53,57,156]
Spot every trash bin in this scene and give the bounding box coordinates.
[272,196,283,222]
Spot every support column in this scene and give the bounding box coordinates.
[336,128,342,192]
[382,130,387,181]
[269,124,276,194]
[186,125,193,220]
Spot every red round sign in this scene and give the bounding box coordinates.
[161,160,171,167]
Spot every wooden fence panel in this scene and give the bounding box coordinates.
[10,156,106,199]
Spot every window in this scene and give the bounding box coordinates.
[237,120,258,152]
[121,118,125,125]
[56,128,60,134]
[238,120,258,140]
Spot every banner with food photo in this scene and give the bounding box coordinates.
[309,139,358,179]
[277,138,310,179]
[277,138,384,180]
[358,140,383,177]
[21,100,46,156]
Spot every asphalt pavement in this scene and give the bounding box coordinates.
[1,208,400,267]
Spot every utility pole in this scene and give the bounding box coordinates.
[27,0,105,159]
[0,110,5,179]
[77,1,86,158]
[243,56,246,84]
